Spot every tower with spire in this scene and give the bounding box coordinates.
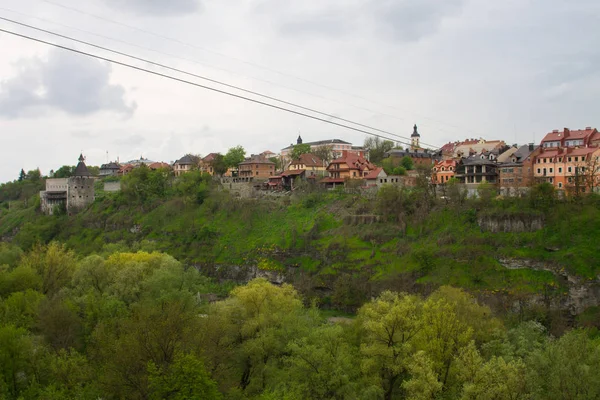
[297,135,303,145]
[411,124,421,150]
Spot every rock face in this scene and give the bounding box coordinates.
[478,214,544,233]
[498,258,600,315]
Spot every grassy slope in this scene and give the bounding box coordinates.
[1,189,599,297]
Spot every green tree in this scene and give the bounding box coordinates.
[224,146,246,169]
[18,169,26,182]
[19,242,77,295]
[148,352,221,400]
[53,166,76,178]
[26,168,41,182]
[358,291,423,400]
[364,137,395,165]
[211,154,228,176]
[290,144,312,161]
[0,289,45,329]
[400,156,414,171]
[284,324,361,399]
[312,145,333,164]
[0,325,34,399]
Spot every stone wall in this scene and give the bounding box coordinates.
[103,181,121,192]
[68,176,95,212]
[478,213,544,233]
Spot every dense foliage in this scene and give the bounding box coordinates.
[0,242,598,399]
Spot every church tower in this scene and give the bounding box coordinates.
[411,124,420,150]
[297,135,303,145]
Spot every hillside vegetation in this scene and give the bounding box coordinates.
[0,243,599,399]
[1,168,600,326]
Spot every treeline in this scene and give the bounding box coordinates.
[0,243,599,399]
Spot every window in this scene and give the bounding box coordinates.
[549,168,553,173]
[559,168,562,173]
[558,182,563,188]
[568,157,572,162]
[537,168,541,174]
[255,172,258,176]
[568,167,572,173]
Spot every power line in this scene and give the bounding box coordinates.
[0,6,404,125]
[0,27,435,151]
[39,0,479,137]
[0,15,441,148]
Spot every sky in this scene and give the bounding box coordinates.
[0,0,599,182]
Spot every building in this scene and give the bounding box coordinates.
[498,144,537,196]
[199,153,219,175]
[125,157,155,167]
[384,149,438,167]
[99,162,121,176]
[432,160,457,184]
[288,153,327,178]
[173,155,198,177]
[40,154,95,215]
[410,124,421,150]
[540,127,600,149]
[321,151,376,188]
[280,137,356,163]
[238,155,276,179]
[453,138,507,159]
[149,162,172,171]
[530,127,600,193]
[454,157,499,196]
[532,146,600,192]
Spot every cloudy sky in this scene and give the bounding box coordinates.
[0,0,598,182]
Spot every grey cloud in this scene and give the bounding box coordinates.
[369,0,464,41]
[262,0,464,42]
[114,134,146,147]
[0,49,136,118]
[103,0,201,16]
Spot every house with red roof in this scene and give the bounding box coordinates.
[432,160,457,184]
[289,153,327,178]
[532,127,600,193]
[321,151,376,188]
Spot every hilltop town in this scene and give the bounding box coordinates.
[37,124,600,214]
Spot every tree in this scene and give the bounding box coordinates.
[312,145,333,164]
[148,353,221,400]
[18,169,26,182]
[224,146,246,169]
[401,155,414,170]
[284,324,361,399]
[364,137,395,165]
[53,166,76,179]
[19,242,77,295]
[268,157,281,171]
[211,154,228,176]
[358,291,424,400]
[26,168,41,182]
[290,144,312,161]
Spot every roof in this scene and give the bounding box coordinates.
[175,155,197,165]
[282,138,351,150]
[149,162,171,170]
[460,157,498,166]
[434,159,457,168]
[100,162,120,170]
[364,167,385,180]
[386,150,435,159]
[289,153,324,168]
[73,154,91,177]
[202,153,219,163]
[541,127,598,145]
[281,169,305,177]
[411,124,420,138]
[239,155,275,165]
[328,153,375,172]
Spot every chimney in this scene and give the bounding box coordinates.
[586,127,592,130]
[552,129,559,133]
